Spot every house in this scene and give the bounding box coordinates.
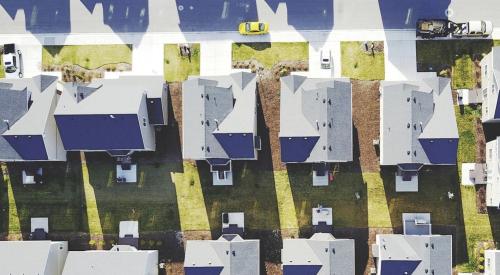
[486,136,500,207]
[0,75,66,162]
[372,213,452,275]
[184,234,259,275]
[182,72,260,185]
[279,75,352,186]
[0,240,68,275]
[485,250,500,275]
[54,75,168,156]
[480,46,500,134]
[281,233,354,275]
[380,73,458,192]
[62,245,158,275]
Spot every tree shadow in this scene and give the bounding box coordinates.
[175,0,258,32]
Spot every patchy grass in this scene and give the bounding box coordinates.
[86,155,182,234]
[232,42,309,69]
[416,40,495,89]
[200,162,281,232]
[494,40,500,47]
[164,44,200,82]
[341,41,385,80]
[0,55,4,78]
[42,44,132,70]
[454,105,492,272]
[452,55,476,89]
[171,162,210,232]
[1,161,83,235]
[287,167,368,229]
[274,171,299,233]
[365,173,392,228]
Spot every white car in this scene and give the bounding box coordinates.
[320,50,331,69]
[3,44,23,78]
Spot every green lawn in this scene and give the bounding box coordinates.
[86,156,181,234]
[232,42,309,69]
[42,44,132,70]
[200,162,281,232]
[416,40,495,89]
[1,162,83,234]
[0,55,4,78]
[164,44,200,82]
[494,40,500,47]
[341,41,385,80]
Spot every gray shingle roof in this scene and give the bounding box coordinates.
[182,72,257,160]
[375,234,452,275]
[279,75,353,162]
[281,233,355,275]
[380,73,458,165]
[184,234,260,275]
[0,75,59,161]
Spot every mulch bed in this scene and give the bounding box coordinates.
[475,117,486,163]
[351,80,381,172]
[476,185,487,214]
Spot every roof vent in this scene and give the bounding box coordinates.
[322,99,326,103]
[323,146,326,150]
[328,99,332,105]
[407,123,410,128]
[206,94,210,100]
[325,248,328,253]
[232,251,236,256]
[413,97,417,103]
[407,97,410,102]
[413,151,417,156]
[407,151,410,155]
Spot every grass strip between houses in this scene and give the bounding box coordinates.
[80,152,104,248]
[1,163,22,240]
[171,162,210,232]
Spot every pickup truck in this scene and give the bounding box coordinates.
[417,19,493,39]
[2,44,23,78]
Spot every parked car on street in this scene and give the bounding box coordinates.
[2,44,23,78]
[320,49,331,69]
[239,22,269,35]
[417,19,493,39]
[452,20,493,38]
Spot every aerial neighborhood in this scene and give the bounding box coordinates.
[0,1,500,275]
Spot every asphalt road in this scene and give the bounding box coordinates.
[0,0,498,34]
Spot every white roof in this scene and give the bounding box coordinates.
[62,245,158,275]
[0,241,67,274]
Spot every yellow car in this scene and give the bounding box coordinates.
[238,22,269,35]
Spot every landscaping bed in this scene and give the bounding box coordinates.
[232,42,309,78]
[341,41,385,80]
[164,43,200,82]
[416,40,496,89]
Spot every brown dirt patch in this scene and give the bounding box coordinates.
[475,117,486,163]
[265,262,283,275]
[257,77,285,170]
[169,82,183,142]
[351,80,381,172]
[166,262,184,275]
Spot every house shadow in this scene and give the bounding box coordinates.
[377,0,451,30]
[287,122,368,274]
[488,207,500,249]
[85,152,182,239]
[264,0,333,31]
[175,0,258,32]
[380,165,467,264]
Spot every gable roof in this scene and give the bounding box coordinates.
[182,72,257,160]
[55,76,165,116]
[184,234,259,275]
[0,75,60,161]
[0,241,67,274]
[376,234,452,275]
[380,74,458,165]
[281,233,355,275]
[279,75,353,163]
[62,245,158,275]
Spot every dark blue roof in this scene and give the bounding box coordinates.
[380,260,421,275]
[419,138,458,164]
[280,136,319,163]
[283,265,322,275]
[184,266,224,275]
[147,97,164,125]
[3,134,48,160]
[214,133,255,159]
[55,114,145,151]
